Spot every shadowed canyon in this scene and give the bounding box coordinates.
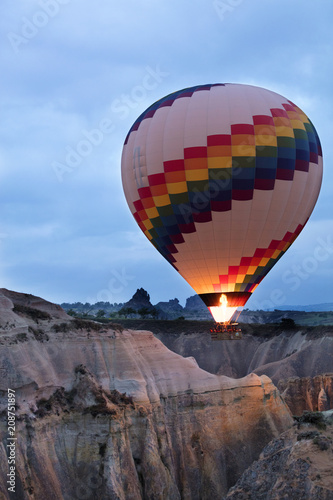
[0,289,332,499]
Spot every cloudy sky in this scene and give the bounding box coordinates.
[1,0,332,309]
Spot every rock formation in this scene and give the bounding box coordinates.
[123,287,154,310]
[0,289,292,499]
[155,298,185,319]
[279,374,333,415]
[225,410,333,499]
[155,327,333,415]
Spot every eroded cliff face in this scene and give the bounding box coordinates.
[155,327,333,416]
[155,328,333,385]
[279,374,333,416]
[0,289,292,500]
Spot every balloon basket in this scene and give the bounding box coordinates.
[210,322,242,341]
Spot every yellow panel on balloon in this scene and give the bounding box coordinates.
[295,111,310,124]
[143,219,153,230]
[232,145,256,157]
[185,169,209,181]
[145,207,159,219]
[207,157,232,169]
[275,126,294,137]
[167,181,188,194]
[153,194,171,207]
[290,120,306,131]
[247,266,258,274]
[255,135,277,147]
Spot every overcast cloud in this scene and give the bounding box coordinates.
[0,0,332,308]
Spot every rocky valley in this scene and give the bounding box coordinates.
[0,288,332,499]
[138,321,333,416]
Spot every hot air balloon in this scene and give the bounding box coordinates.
[121,84,323,330]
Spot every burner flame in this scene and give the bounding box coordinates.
[208,294,238,323]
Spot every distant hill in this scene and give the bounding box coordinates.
[61,288,212,321]
[155,298,184,319]
[61,289,333,325]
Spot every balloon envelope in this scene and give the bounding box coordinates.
[121,84,323,322]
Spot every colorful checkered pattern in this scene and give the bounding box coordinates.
[211,224,304,295]
[122,84,323,302]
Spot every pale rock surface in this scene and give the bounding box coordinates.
[0,289,293,499]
